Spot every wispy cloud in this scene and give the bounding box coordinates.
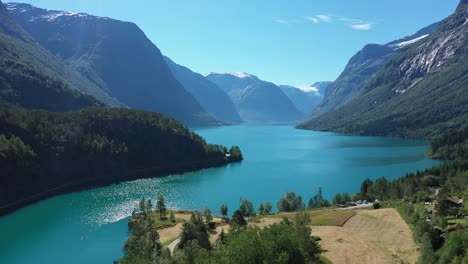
[304,17,319,23]
[316,14,332,22]
[275,18,289,24]
[351,23,373,30]
[340,17,374,30]
[277,14,375,30]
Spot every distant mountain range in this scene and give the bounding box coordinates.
[6,2,218,126]
[310,22,440,118]
[164,56,243,124]
[299,1,468,138]
[206,72,303,124]
[279,82,331,115]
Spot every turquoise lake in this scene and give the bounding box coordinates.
[0,126,443,264]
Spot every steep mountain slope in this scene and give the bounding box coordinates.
[0,0,116,109]
[206,72,303,123]
[311,22,439,117]
[279,82,331,114]
[299,2,468,138]
[164,56,243,124]
[7,3,218,126]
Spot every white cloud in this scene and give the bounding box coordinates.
[305,17,319,23]
[275,18,288,24]
[298,14,375,30]
[351,23,373,30]
[340,17,362,23]
[316,14,332,22]
[297,85,320,94]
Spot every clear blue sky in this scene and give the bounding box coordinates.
[8,0,459,86]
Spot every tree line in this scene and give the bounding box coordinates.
[0,104,243,213]
[117,193,325,264]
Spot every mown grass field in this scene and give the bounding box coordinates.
[312,208,419,264]
[270,209,357,226]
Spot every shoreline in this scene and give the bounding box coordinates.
[0,158,242,216]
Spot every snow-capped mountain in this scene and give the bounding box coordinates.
[310,21,440,118]
[279,82,331,115]
[7,2,218,126]
[206,73,303,124]
[300,2,467,138]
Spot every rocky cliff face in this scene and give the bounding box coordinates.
[311,22,439,118]
[299,3,468,138]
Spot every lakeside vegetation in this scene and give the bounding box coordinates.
[355,129,468,263]
[428,127,468,160]
[0,104,242,214]
[117,196,325,264]
[118,129,467,264]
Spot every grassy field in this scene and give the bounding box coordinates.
[312,208,419,264]
[147,207,419,264]
[271,209,357,226]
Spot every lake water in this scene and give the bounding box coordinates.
[0,126,442,264]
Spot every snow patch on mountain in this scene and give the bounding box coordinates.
[206,72,257,79]
[6,3,109,22]
[391,34,430,48]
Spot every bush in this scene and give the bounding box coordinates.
[373,202,381,209]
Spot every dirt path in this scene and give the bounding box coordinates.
[167,237,181,254]
[311,208,419,264]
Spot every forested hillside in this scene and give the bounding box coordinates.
[429,127,468,160]
[0,105,242,215]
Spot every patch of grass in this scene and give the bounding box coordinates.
[270,210,357,226]
[318,255,334,264]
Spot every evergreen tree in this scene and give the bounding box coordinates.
[264,202,272,214]
[156,195,166,219]
[146,199,152,213]
[170,211,176,223]
[239,199,255,217]
[231,209,247,227]
[333,193,343,205]
[220,204,228,220]
[203,208,213,225]
[139,198,146,214]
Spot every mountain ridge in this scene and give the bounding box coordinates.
[206,72,303,124]
[299,3,468,138]
[310,22,440,118]
[164,56,243,124]
[7,2,219,126]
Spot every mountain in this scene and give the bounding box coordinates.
[311,22,439,117]
[279,82,331,114]
[206,72,303,124]
[0,0,115,110]
[299,2,468,138]
[6,3,218,126]
[163,56,243,124]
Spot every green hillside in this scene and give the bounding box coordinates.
[299,4,468,138]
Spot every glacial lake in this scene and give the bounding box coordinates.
[0,126,443,264]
